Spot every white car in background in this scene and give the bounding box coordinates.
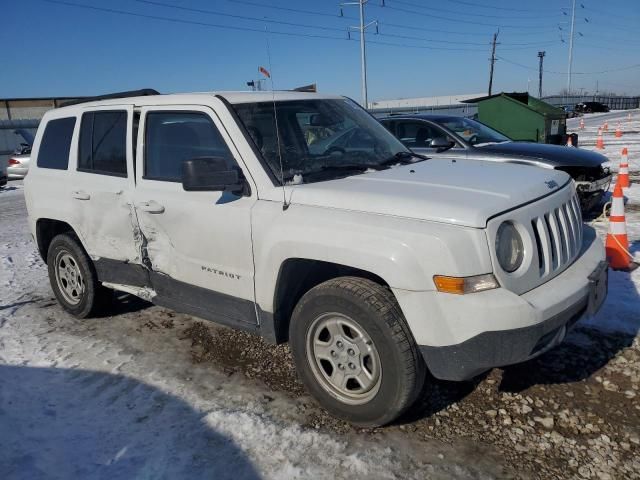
[8,129,33,179]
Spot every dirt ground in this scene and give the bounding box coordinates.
[184,317,640,479]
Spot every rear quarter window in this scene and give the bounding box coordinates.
[37,117,76,170]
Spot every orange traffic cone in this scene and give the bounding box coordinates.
[566,135,574,147]
[605,182,631,270]
[596,128,605,149]
[603,121,609,132]
[618,148,630,188]
[579,118,585,130]
[615,123,623,138]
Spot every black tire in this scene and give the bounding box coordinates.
[47,233,111,318]
[289,277,426,427]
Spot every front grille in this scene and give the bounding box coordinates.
[529,193,583,278]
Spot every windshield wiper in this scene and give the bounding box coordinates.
[378,151,428,167]
[300,164,375,179]
[320,164,374,172]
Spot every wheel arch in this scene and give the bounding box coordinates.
[264,258,391,344]
[35,218,81,261]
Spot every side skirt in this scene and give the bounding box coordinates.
[150,271,259,333]
[94,258,260,334]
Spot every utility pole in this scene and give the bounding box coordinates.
[488,31,499,95]
[567,0,576,93]
[341,1,377,108]
[537,51,546,98]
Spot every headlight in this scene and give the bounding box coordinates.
[495,221,524,273]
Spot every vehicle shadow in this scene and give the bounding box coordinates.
[0,186,18,193]
[397,374,485,425]
[0,364,262,480]
[93,291,152,318]
[499,240,640,392]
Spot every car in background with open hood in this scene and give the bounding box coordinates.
[380,114,611,212]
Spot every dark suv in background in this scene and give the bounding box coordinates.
[575,102,610,114]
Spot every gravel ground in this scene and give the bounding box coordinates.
[184,318,640,479]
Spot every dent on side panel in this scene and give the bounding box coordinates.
[132,213,177,277]
[79,190,141,264]
[128,202,149,267]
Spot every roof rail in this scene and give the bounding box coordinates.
[59,89,161,107]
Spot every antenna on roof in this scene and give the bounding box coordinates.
[262,28,289,211]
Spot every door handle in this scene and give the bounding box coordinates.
[71,191,90,200]
[137,200,165,214]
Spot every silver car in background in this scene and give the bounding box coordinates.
[7,129,33,180]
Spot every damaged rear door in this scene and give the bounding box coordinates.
[71,104,147,285]
[132,104,258,330]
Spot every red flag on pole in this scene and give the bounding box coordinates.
[259,66,271,78]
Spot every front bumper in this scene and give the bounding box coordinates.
[575,174,611,212]
[393,226,606,381]
[419,296,587,381]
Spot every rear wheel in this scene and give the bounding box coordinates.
[289,277,426,427]
[47,233,111,318]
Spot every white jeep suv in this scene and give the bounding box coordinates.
[24,90,608,426]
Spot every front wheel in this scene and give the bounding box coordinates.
[289,277,426,427]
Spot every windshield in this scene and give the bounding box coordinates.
[233,98,410,184]
[436,117,510,146]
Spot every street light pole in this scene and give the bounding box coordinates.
[341,1,378,108]
[538,51,546,98]
[359,0,368,108]
[567,0,576,93]
[488,31,499,95]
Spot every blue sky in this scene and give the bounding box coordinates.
[2,0,639,102]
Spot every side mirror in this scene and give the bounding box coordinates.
[182,157,246,194]
[310,113,329,127]
[429,137,453,149]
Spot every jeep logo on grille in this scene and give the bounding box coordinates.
[545,180,559,189]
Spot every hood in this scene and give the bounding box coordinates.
[14,129,34,146]
[475,141,607,168]
[288,158,570,228]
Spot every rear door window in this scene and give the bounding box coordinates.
[37,117,76,170]
[78,111,128,176]
[395,121,440,148]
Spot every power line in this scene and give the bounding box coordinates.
[113,0,564,49]
[378,21,558,37]
[39,0,357,40]
[374,3,556,28]
[224,0,355,20]
[496,55,640,75]
[38,0,522,53]
[134,0,347,34]
[221,0,560,37]
[384,0,559,20]
[438,0,548,13]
